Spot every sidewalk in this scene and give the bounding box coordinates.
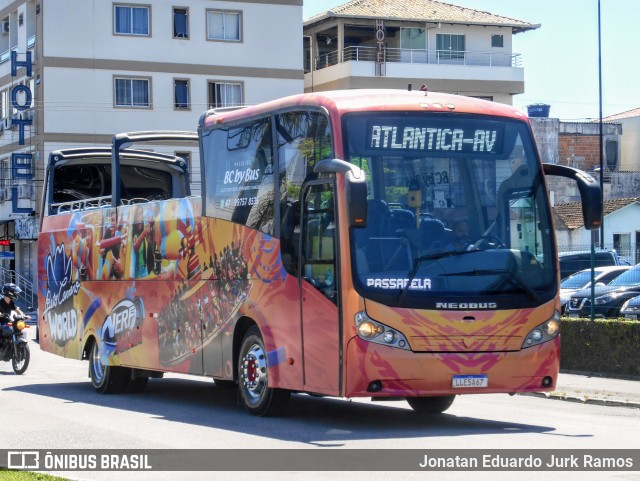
[524,372,640,408]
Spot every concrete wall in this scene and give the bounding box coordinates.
[530,118,559,164]
[617,116,640,171]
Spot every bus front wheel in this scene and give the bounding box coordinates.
[238,326,290,416]
[406,395,456,414]
[89,342,129,394]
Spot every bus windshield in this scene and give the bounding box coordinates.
[344,112,556,308]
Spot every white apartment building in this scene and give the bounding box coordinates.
[0,0,303,304]
[304,0,538,103]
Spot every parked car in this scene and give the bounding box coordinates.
[560,265,631,312]
[558,249,629,281]
[566,263,640,318]
[620,295,640,320]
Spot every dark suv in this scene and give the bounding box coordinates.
[558,249,628,280]
[566,263,640,318]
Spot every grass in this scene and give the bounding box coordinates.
[0,469,71,481]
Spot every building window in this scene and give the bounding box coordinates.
[436,33,465,60]
[114,77,151,107]
[0,90,6,119]
[613,233,631,258]
[207,10,241,41]
[174,79,190,110]
[114,4,150,36]
[173,7,188,38]
[400,27,426,49]
[208,81,242,108]
[471,95,494,102]
[491,34,504,48]
[1,158,9,188]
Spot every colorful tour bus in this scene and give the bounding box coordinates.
[38,90,601,416]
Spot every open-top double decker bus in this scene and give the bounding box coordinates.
[38,90,600,416]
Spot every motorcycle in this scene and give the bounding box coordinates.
[0,311,30,374]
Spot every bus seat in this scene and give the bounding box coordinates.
[366,199,388,236]
[385,208,415,234]
[420,217,445,251]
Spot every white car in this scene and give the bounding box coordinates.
[560,265,631,312]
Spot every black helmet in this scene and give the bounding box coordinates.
[2,283,21,300]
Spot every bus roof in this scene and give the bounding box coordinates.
[48,147,188,173]
[200,89,529,128]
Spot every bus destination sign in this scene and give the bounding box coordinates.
[368,123,504,154]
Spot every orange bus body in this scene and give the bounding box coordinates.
[38,90,590,415]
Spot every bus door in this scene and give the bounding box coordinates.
[300,180,340,395]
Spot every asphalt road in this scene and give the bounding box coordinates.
[1,329,639,481]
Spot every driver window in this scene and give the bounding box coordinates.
[302,183,337,304]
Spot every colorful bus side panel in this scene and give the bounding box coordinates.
[37,197,304,387]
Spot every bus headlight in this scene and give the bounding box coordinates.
[522,311,560,349]
[354,311,410,350]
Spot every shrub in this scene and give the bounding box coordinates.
[560,317,640,377]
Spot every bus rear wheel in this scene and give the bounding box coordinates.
[89,342,129,394]
[406,395,456,414]
[238,326,290,416]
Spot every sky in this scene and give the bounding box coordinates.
[303,0,640,121]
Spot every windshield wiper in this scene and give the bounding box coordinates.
[442,268,539,302]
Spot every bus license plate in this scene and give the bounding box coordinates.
[452,375,488,388]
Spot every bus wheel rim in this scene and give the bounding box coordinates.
[91,346,105,385]
[241,343,267,402]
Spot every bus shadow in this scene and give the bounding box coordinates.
[7,377,560,444]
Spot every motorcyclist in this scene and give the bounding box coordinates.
[0,283,29,321]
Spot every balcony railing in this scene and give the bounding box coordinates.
[314,46,522,71]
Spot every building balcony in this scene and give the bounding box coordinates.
[305,46,525,101]
[313,46,522,70]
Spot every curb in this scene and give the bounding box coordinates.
[521,391,640,409]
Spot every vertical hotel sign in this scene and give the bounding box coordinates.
[375,19,385,76]
[10,51,34,215]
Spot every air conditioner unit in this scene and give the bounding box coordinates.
[1,21,8,35]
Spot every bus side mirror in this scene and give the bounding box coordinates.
[543,163,602,230]
[346,169,367,228]
[314,158,368,228]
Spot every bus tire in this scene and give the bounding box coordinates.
[213,379,236,389]
[89,342,129,394]
[406,395,456,414]
[238,326,290,416]
[126,376,149,393]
